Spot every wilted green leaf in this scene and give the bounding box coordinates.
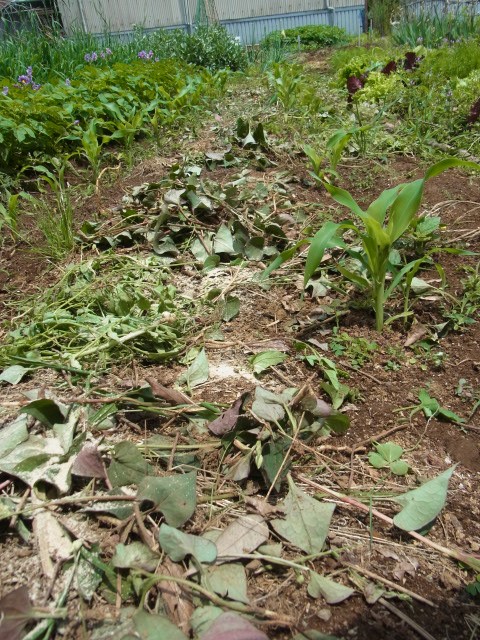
[19,398,65,428]
[271,476,335,554]
[200,611,268,640]
[178,349,209,389]
[0,365,29,385]
[112,542,159,572]
[159,523,217,563]
[137,472,197,527]
[307,571,354,604]
[107,441,154,487]
[133,610,188,640]
[393,466,456,531]
[213,224,236,255]
[250,350,287,375]
[251,387,286,422]
[76,548,104,601]
[0,415,29,458]
[190,606,224,637]
[222,296,240,322]
[204,564,249,603]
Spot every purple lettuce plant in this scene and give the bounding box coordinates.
[468,97,480,125]
[381,60,397,75]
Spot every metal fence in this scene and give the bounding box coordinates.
[56,0,366,42]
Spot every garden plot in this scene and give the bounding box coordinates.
[1,40,480,640]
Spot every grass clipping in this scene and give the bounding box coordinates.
[1,255,191,372]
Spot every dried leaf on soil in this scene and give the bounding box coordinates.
[215,514,269,559]
[0,586,33,640]
[34,511,74,578]
[112,541,159,572]
[204,563,249,603]
[72,443,107,479]
[145,377,193,405]
[308,571,354,604]
[208,393,248,435]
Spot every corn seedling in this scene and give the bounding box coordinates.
[262,158,479,332]
[0,189,32,239]
[305,158,479,331]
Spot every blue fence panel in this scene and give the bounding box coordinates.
[220,5,364,45]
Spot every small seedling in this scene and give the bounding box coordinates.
[410,389,465,424]
[368,441,410,476]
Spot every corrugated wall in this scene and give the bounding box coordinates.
[57,0,186,34]
[57,0,365,40]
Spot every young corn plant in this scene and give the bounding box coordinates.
[303,158,479,331]
[262,158,479,332]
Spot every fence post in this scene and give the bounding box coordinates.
[179,0,192,33]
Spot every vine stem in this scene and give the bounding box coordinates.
[138,570,294,627]
[296,474,480,571]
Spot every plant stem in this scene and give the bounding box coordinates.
[374,278,385,332]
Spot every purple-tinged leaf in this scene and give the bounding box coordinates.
[381,60,397,75]
[200,612,268,640]
[468,97,480,125]
[72,443,107,479]
[0,586,33,640]
[346,75,364,95]
[208,394,248,436]
[404,52,420,70]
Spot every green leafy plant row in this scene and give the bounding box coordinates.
[0,21,246,83]
[0,59,216,173]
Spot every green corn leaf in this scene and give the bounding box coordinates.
[425,157,480,180]
[303,221,344,286]
[259,239,308,281]
[385,256,428,299]
[336,265,370,290]
[387,179,425,243]
[366,184,403,224]
[322,181,364,218]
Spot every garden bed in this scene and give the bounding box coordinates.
[0,41,479,640]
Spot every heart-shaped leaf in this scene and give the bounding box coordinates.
[393,466,456,531]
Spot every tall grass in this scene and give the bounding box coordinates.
[392,5,480,47]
